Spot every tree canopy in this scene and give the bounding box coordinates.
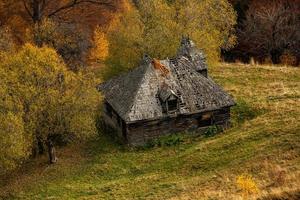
[238,0,300,64]
[103,0,237,80]
[0,44,100,172]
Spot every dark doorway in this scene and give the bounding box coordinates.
[198,113,212,127]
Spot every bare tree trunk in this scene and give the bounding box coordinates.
[270,49,282,64]
[32,0,42,24]
[47,139,57,164]
[37,137,45,155]
[31,138,45,158]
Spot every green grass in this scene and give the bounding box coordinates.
[1,63,300,199]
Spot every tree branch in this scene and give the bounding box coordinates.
[47,0,114,18]
[22,0,33,19]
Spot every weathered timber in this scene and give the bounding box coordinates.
[98,37,235,146]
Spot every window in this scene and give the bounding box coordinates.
[158,86,179,113]
[198,113,212,127]
[167,99,178,112]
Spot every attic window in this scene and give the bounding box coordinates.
[158,84,179,114]
[167,99,178,112]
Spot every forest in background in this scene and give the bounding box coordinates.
[0,0,299,177]
[226,0,300,65]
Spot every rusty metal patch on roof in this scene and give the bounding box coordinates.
[152,58,169,77]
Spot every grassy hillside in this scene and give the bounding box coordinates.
[1,64,299,200]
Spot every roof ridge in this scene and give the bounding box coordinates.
[123,63,150,119]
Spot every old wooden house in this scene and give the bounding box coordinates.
[98,38,235,146]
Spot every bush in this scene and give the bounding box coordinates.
[0,44,100,171]
[204,125,219,137]
[145,134,184,148]
[236,174,259,199]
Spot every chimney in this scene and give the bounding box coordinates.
[177,37,208,77]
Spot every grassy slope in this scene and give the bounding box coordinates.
[1,64,299,200]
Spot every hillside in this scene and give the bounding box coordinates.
[1,63,299,200]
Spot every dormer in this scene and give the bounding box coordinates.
[158,84,179,114]
[177,37,208,77]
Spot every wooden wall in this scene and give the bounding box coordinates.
[102,100,231,146]
[126,107,231,146]
[102,101,127,141]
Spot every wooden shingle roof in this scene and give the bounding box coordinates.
[98,39,235,123]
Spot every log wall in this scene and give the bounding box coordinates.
[102,101,231,146]
[102,102,127,140]
[126,107,231,146]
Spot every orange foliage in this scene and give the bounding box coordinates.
[152,59,169,77]
[89,26,109,63]
[0,0,121,44]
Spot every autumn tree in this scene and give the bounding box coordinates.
[103,0,237,80]
[172,0,237,63]
[0,0,118,43]
[32,18,91,71]
[89,26,109,63]
[0,64,28,174]
[15,0,115,24]
[103,1,144,79]
[0,44,100,167]
[0,0,120,70]
[238,0,300,64]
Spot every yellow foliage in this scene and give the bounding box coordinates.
[104,4,145,79]
[236,174,259,199]
[0,44,100,174]
[121,0,133,12]
[0,113,26,173]
[0,65,27,173]
[107,0,133,33]
[104,0,237,80]
[90,26,109,63]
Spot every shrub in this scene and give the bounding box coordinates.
[146,134,184,148]
[236,174,259,199]
[204,125,219,137]
[0,44,100,170]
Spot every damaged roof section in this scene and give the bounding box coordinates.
[158,83,178,102]
[98,37,235,123]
